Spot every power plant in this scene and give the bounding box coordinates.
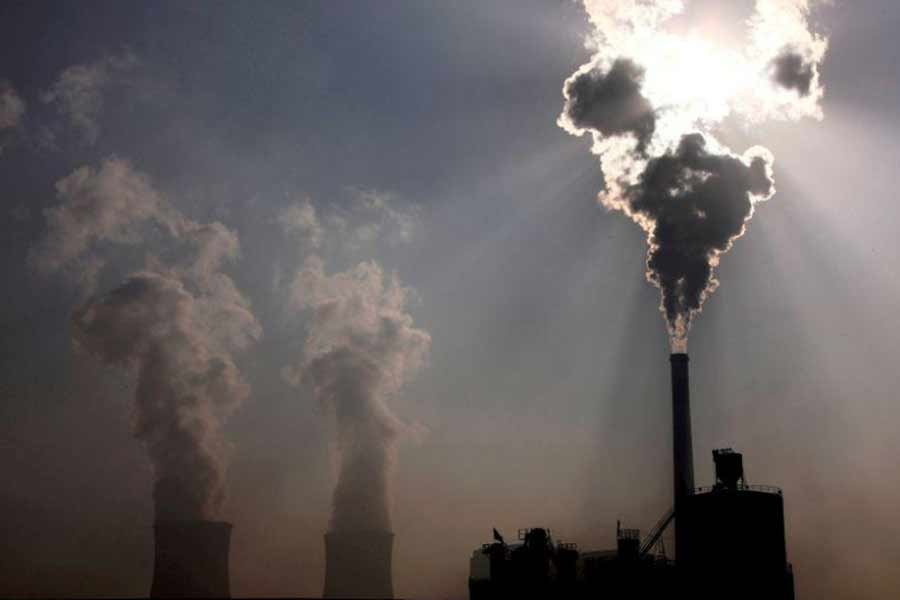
[468,353,796,600]
[135,353,792,599]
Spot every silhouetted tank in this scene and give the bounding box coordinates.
[150,520,232,598]
[678,450,794,600]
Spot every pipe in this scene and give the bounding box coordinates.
[671,353,694,561]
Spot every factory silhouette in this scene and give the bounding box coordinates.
[145,353,794,599]
[468,354,794,600]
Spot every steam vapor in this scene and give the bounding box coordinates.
[0,80,25,130]
[281,201,429,533]
[34,158,261,520]
[560,0,828,350]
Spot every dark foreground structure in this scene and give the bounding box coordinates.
[150,520,232,598]
[323,530,395,599]
[469,354,795,600]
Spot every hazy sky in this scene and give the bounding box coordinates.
[1,1,899,598]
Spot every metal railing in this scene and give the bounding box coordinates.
[693,483,782,495]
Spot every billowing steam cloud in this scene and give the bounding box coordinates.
[280,199,429,533]
[0,81,25,156]
[0,80,25,130]
[42,52,138,145]
[30,158,179,293]
[34,158,261,520]
[560,0,828,350]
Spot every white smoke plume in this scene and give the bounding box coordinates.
[42,52,137,145]
[30,158,179,293]
[280,201,430,533]
[276,188,421,255]
[34,158,261,520]
[0,80,25,130]
[560,0,828,350]
[0,80,25,156]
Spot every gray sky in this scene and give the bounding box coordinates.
[1,1,899,598]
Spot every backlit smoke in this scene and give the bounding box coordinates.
[281,202,429,533]
[771,48,816,96]
[560,0,828,350]
[34,158,261,520]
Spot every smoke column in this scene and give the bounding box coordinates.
[559,0,828,350]
[33,158,261,520]
[284,255,430,533]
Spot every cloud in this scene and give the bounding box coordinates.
[560,58,656,151]
[42,52,137,145]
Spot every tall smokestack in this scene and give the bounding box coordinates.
[323,530,395,599]
[670,353,694,560]
[150,520,232,598]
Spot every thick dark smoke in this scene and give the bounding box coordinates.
[559,2,828,350]
[771,48,816,96]
[561,58,656,151]
[626,134,774,343]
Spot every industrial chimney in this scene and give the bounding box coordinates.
[670,353,694,560]
[323,530,395,599]
[150,520,232,598]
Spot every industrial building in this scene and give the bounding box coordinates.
[468,353,795,600]
[141,353,792,599]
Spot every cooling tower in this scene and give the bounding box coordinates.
[323,530,395,599]
[670,353,694,560]
[150,520,232,598]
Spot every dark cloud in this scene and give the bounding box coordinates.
[561,58,655,150]
[626,134,774,342]
[771,48,816,96]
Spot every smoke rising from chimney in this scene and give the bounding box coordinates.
[560,0,828,350]
[34,158,261,520]
[280,199,429,533]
